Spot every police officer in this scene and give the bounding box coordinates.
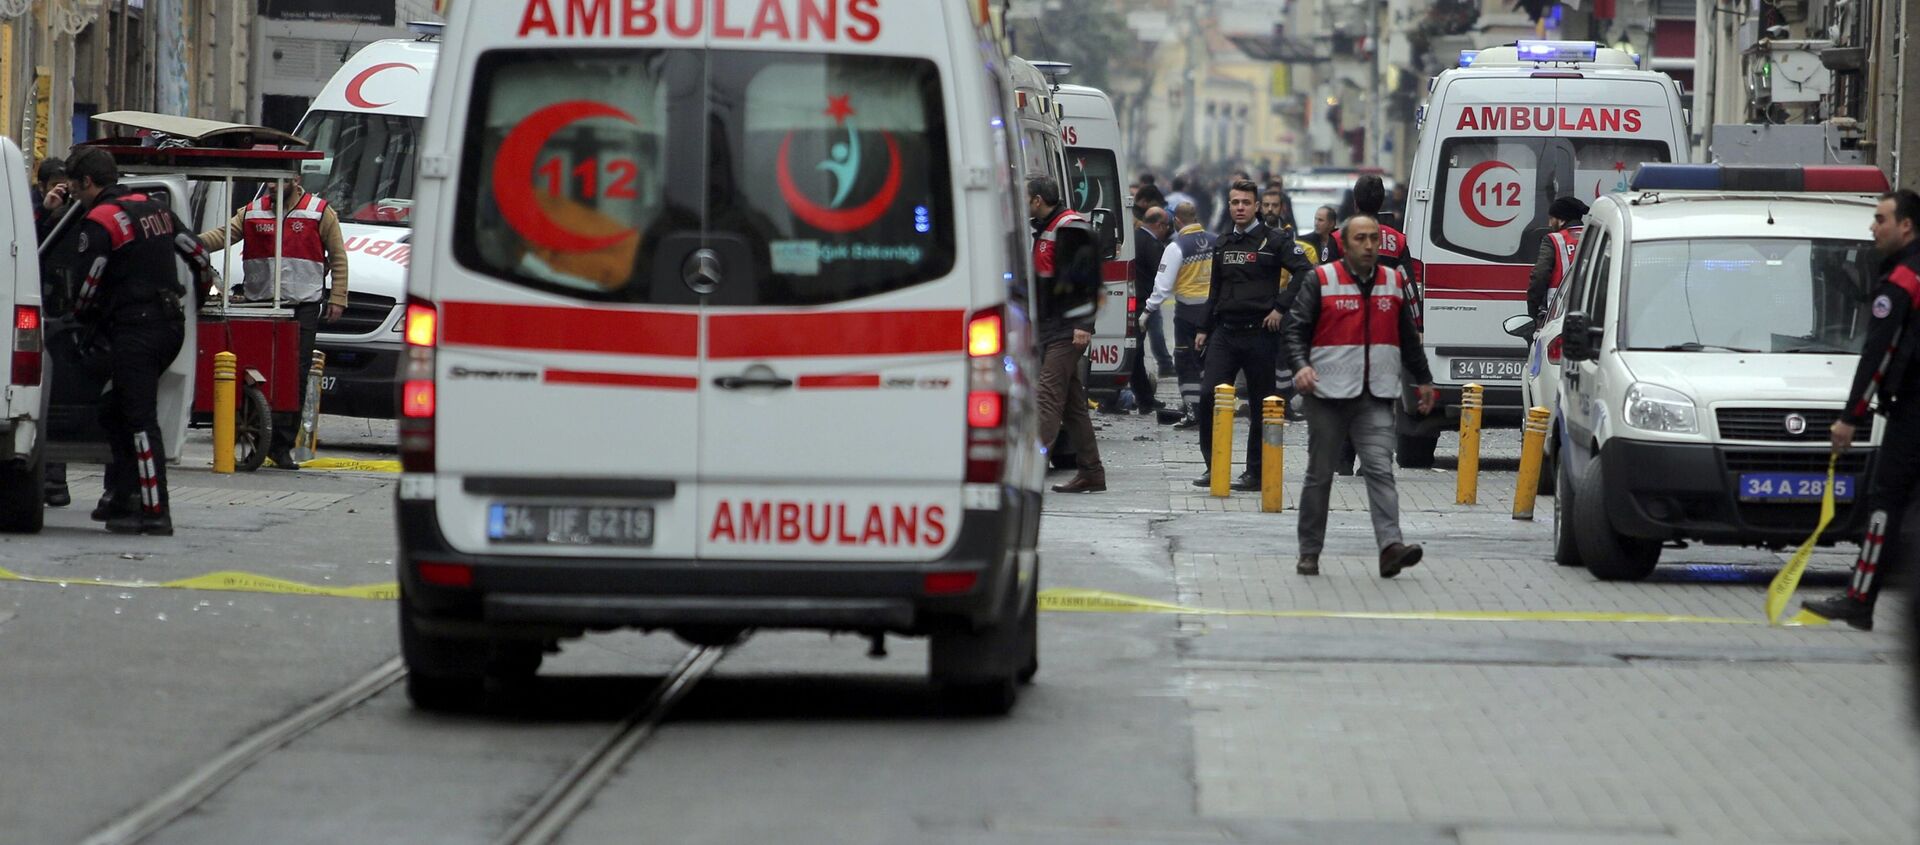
[199,178,349,470]
[1143,202,1215,430]
[1802,189,1920,630]
[1325,176,1407,272]
[62,146,213,536]
[1527,196,1588,323]
[32,156,72,507]
[1029,176,1106,494]
[1194,179,1316,490]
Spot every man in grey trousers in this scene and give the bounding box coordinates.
[1283,215,1438,577]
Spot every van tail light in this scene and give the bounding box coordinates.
[965,307,1008,484]
[11,305,40,386]
[1127,295,1137,316]
[399,297,437,472]
[1547,335,1564,365]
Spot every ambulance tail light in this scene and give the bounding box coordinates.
[399,298,437,473]
[1127,295,1137,315]
[966,306,1009,483]
[11,305,40,386]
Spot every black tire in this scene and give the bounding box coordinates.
[1536,435,1559,498]
[1573,457,1661,581]
[930,577,1024,716]
[0,449,45,534]
[1552,453,1579,566]
[1016,557,1039,685]
[236,384,270,472]
[398,601,546,712]
[1396,432,1439,469]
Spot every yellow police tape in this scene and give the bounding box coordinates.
[0,566,397,600]
[297,458,402,473]
[1037,588,1828,626]
[1764,456,1839,627]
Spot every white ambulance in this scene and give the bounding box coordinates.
[267,27,438,418]
[1399,40,1689,466]
[1050,74,1135,404]
[399,0,1042,714]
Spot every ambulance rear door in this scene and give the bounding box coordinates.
[1060,88,1133,391]
[695,8,973,562]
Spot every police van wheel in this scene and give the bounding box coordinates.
[235,385,270,473]
[1396,433,1439,469]
[1552,456,1580,566]
[1573,458,1661,581]
[0,450,45,534]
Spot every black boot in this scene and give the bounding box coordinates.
[44,485,71,508]
[91,495,136,522]
[106,511,173,537]
[1802,594,1874,631]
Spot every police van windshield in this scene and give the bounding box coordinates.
[453,49,954,305]
[1622,238,1878,353]
[295,110,421,227]
[1434,137,1668,263]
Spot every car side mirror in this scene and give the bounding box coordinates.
[1502,314,1537,340]
[1561,311,1599,361]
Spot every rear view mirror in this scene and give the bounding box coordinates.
[1502,314,1537,339]
[1561,311,1599,361]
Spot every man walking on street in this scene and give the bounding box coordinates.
[1029,177,1106,495]
[1128,205,1173,413]
[1527,196,1588,323]
[60,147,215,535]
[1285,214,1438,577]
[1803,189,1920,630]
[1132,186,1175,379]
[1143,202,1214,430]
[1194,180,1316,491]
[199,179,349,471]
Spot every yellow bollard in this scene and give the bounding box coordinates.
[1513,406,1551,520]
[1261,396,1285,512]
[1210,384,1235,498]
[212,351,237,474]
[1455,382,1483,504]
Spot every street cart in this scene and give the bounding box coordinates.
[73,112,323,472]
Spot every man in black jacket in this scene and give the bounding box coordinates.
[1285,214,1438,578]
[1193,179,1316,491]
[1128,204,1172,411]
[1029,177,1106,494]
[1803,189,1920,630]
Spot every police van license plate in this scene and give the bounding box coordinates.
[1737,473,1855,503]
[488,504,655,546]
[1449,359,1526,381]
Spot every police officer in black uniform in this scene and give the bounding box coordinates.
[1193,179,1316,490]
[1803,188,1920,630]
[62,147,213,536]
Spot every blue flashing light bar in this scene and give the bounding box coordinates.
[1458,50,1480,68]
[1630,163,1892,193]
[1516,40,1598,62]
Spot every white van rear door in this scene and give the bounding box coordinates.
[694,50,968,562]
[1066,145,1131,381]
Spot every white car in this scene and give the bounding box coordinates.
[0,137,46,530]
[1550,163,1890,581]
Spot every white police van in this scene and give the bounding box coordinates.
[0,137,47,530]
[1544,163,1889,580]
[1401,40,1689,467]
[398,0,1043,713]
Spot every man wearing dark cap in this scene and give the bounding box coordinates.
[1527,196,1589,323]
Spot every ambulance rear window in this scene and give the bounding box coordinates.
[451,50,953,304]
[1433,137,1668,263]
[1066,147,1123,258]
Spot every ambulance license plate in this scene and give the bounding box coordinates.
[487,504,654,546]
[1737,473,1855,503]
[1449,358,1526,381]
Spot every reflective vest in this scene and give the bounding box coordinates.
[240,191,329,303]
[1170,223,1214,305]
[1032,206,1090,282]
[1308,261,1409,400]
[1547,225,1584,290]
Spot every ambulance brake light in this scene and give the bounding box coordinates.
[1630,163,1891,193]
[1516,40,1598,63]
[968,311,1002,357]
[967,391,1003,428]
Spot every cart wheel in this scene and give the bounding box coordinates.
[235,385,271,472]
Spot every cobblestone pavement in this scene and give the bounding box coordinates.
[1050,380,1917,844]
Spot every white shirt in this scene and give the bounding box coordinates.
[1145,237,1185,313]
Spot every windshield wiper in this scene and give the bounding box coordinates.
[1656,342,1762,353]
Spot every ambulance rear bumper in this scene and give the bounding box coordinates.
[395,494,1036,639]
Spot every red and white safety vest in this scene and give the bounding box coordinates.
[240,191,329,303]
[1032,206,1090,282]
[1308,261,1410,400]
[1547,224,1584,290]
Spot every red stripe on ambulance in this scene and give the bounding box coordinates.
[442,301,699,357]
[1420,263,1530,300]
[708,309,964,359]
[709,500,948,546]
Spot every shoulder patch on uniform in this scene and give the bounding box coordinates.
[1874,294,1893,319]
[1292,243,1305,255]
[1890,265,1920,300]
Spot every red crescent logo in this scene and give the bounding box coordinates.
[344,62,416,109]
[775,132,902,233]
[1458,160,1520,228]
[490,101,639,254]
